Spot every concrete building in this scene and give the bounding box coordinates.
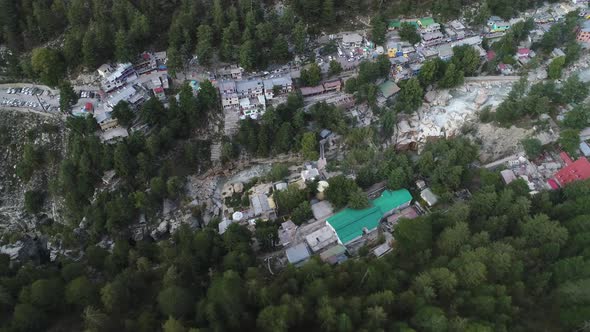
[554,156,590,186]
[236,79,264,99]
[320,244,348,264]
[250,194,276,220]
[263,76,293,99]
[286,243,311,266]
[342,33,364,48]
[95,112,119,131]
[501,169,518,184]
[239,95,266,119]
[420,188,439,207]
[278,220,298,247]
[218,65,244,80]
[576,20,590,43]
[219,81,239,110]
[305,226,339,253]
[323,79,342,92]
[421,31,445,47]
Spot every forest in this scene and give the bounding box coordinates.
[3,132,590,331]
[0,0,562,81]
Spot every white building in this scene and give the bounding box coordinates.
[342,33,364,48]
[263,76,293,99]
[219,81,239,110]
[236,79,264,99]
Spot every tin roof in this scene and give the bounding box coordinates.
[327,189,412,244]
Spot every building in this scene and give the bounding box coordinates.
[580,142,590,157]
[300,85,325,97]
[218,65,244,80]
[420,188,439,207]
[418,17,436,28]
[301,163,320,182]
[451,36,482,48]
[517,48,531,58]
[552,48,566,58]
[487,16,503,25]
[323,79,342,92]
[305,226,339,253]
[97,64,114,78]
[498,63,514,75]
[95,112,119,131]
[501,169,518,184]
[554,156,590,186]
[102,63,137,92]
[286,243,310,266]
[236,79,264,99]
[378,81,401,99]
[490,21,511,33]
[580,127,590,141]
[576,21,590,43]
[326,189,413,246]
[373,242,392,257]
[239,95,266,119]
[436,44,454,61]
[320,244,348,264]
[219,81,239,110]
[311,200,334,220]
[421,31,445,47]
[383,206,419,232]
[278,220,297,247]
[342,33,364,48]
[153,87,165,101]
[106,86,143,110]
[250,194,276,220]
[263,76,293,99]
[422,23,441,33]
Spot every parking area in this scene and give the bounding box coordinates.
[1,86,60,113]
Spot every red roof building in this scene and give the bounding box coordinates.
[547,178,559,190]
[554,157,590,187]
[486,50,496,61]
[85,102,93,112]
[560,152,573,166]
[517,48,530,57]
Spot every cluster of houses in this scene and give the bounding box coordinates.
[218,75,294,119]
[284,188,423,266]
[76,52,170,142]
[384,17,488,81]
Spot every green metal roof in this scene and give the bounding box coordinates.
[388,20,401,29]
[327,189,412,244]
[419,17,436,27]
[379,81,401,98]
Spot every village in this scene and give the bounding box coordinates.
[2,0,590,269]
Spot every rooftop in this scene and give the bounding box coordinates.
[342,33,363,43]
[219,80,237,92]
[554,157,590,186]
[420,188,439,207]
[305,226,338,252]
[286,243,310,265]
[379,81,401,98]
[263,76,292,89]
[319,244,348,264]
[419,17,436,27]
[327,189,412,244]
[251,194,273,216]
